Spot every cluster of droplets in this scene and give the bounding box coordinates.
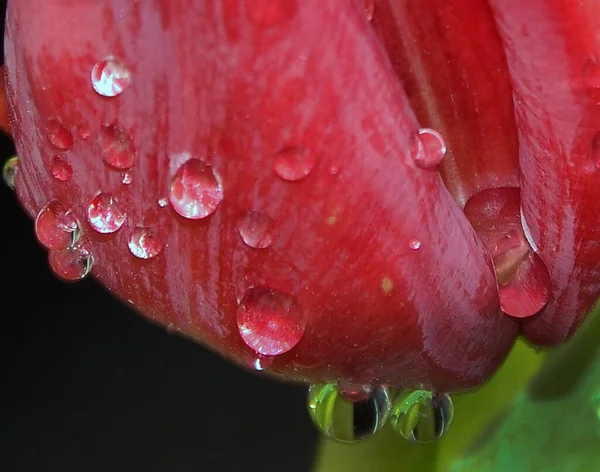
[307,382,454,444]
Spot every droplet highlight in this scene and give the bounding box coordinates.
[238,210,275,249]
[390,390,454,444]
[337,379,373,403]
[48,246,93,282]
[101,125,136,169]
[121,173,132,185]
[308,383,392,443]
[47,119,74,150]
[86,193,127,234]
[273,147,315,181]
[2,156,18,189]
[128,226,164,260]
[409,239,422,250]
[158,197,168,208]
[169,158,223,219]
[237,287,305,356]
[91,57,132,97]
[413,128,447,169]
[35,200,81,250]
[51,156,73,182]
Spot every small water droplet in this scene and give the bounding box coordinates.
[51,156,73,182]
[362,0,375,21]
[237,287,305,356]
[413,128,447,169]
[2,156,18,189]
[251,355,274,371]
[47,119,74,150]
[273,147,315,181]
[35,200,81,250]
[91,57,132,97]
[337,379,373,403]
[86,193,127,234]
[169,158,223,219]
[77,123,91,140]
[127,226,164,259]
[101,125,136,169]
[158,197,168,208]
[238,210,275,249]
[409,239,422,250]
[48,246,93,282]
[121,172,132,185]
[308,383,392,443]
[390,390,454,444]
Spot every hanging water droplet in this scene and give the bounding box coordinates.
[121,172,132,185]
[101,125,136,169]
[48,246,93,282]
[86,193,127,234]
[2,156,18,189]
[389,390,454,444]
[158,197,168,208]
[273,147,315,181]
[409,239,422,250]
[362,0,375,21]
[238,210,275,249]
[91,57,132,97]
[35,200,81,250]
[337,379,373,403]
[127,226,164,259]
[413,128,447,169]
[51,155,73,182]
[308,383,392,443]
[237,287,305,356]
[169,158,223,219]
[47,119,74,150]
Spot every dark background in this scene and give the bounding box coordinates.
[0,2,318,470]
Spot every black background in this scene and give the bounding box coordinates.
[0,2,318,470]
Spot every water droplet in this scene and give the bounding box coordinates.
[121,172,132,185]
[91,57,132,97]
[169,158,223,219]
[127,226,164,259]
[48,246,93,282]
[413,128,447,169]
[390,390,454,444]
[158,197,168,208]
[77,123,91,140]
[51,156,73,182]
[2,156,18,189]
[362,0,375,21]
[409,239,422,250]
[237,287,305,356]
[101,125,136,169]
[244,0,297,27]
[273,147,315,181]
[308,383,392,443]
[238,210,275,249]
[47,119,74,150]
[86,193,127,234]
[337,379,373,403]
[35,200,81,250]
[250,355,274,371]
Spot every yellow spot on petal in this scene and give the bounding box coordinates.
[325,207,341,226]
[381,277,394,294]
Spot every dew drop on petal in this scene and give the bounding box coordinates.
[48,246,93,282]
[121,172,132,185]
[158,197,168,208]
[337,379,373,403]
[101,125,136,169]
[128,226,164,260]
[273,147,315,181]
[86,193,127,234]
[409,239,422,250]
[250,354,274,371]
[413,128,447,169]
[47,119,74,150]
[238,210,275,249]
[2,156,18,190]
[35,200,81,250]
[51,156,73,182]
[91,57,131,97]
[237,287,305,356]
[390,390,454,444]
[308,383,392,443]
[169,158,223,219]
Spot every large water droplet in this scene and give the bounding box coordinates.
[35,200,81,250]
[390,390,454,444]
[51,155,73,182]
[86,193,127,234]
[273,147,315,181]
[48,246,93,282]
[413,128,447,169]
[237,287,305,356]
[47,119,74,150]
[91,57,132,97]
[2,156,18,189]
[308,383,392,443]
[238,210,275,249]
[128,226,164,259]
[169,158,223,219]
[101,125,136,169]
